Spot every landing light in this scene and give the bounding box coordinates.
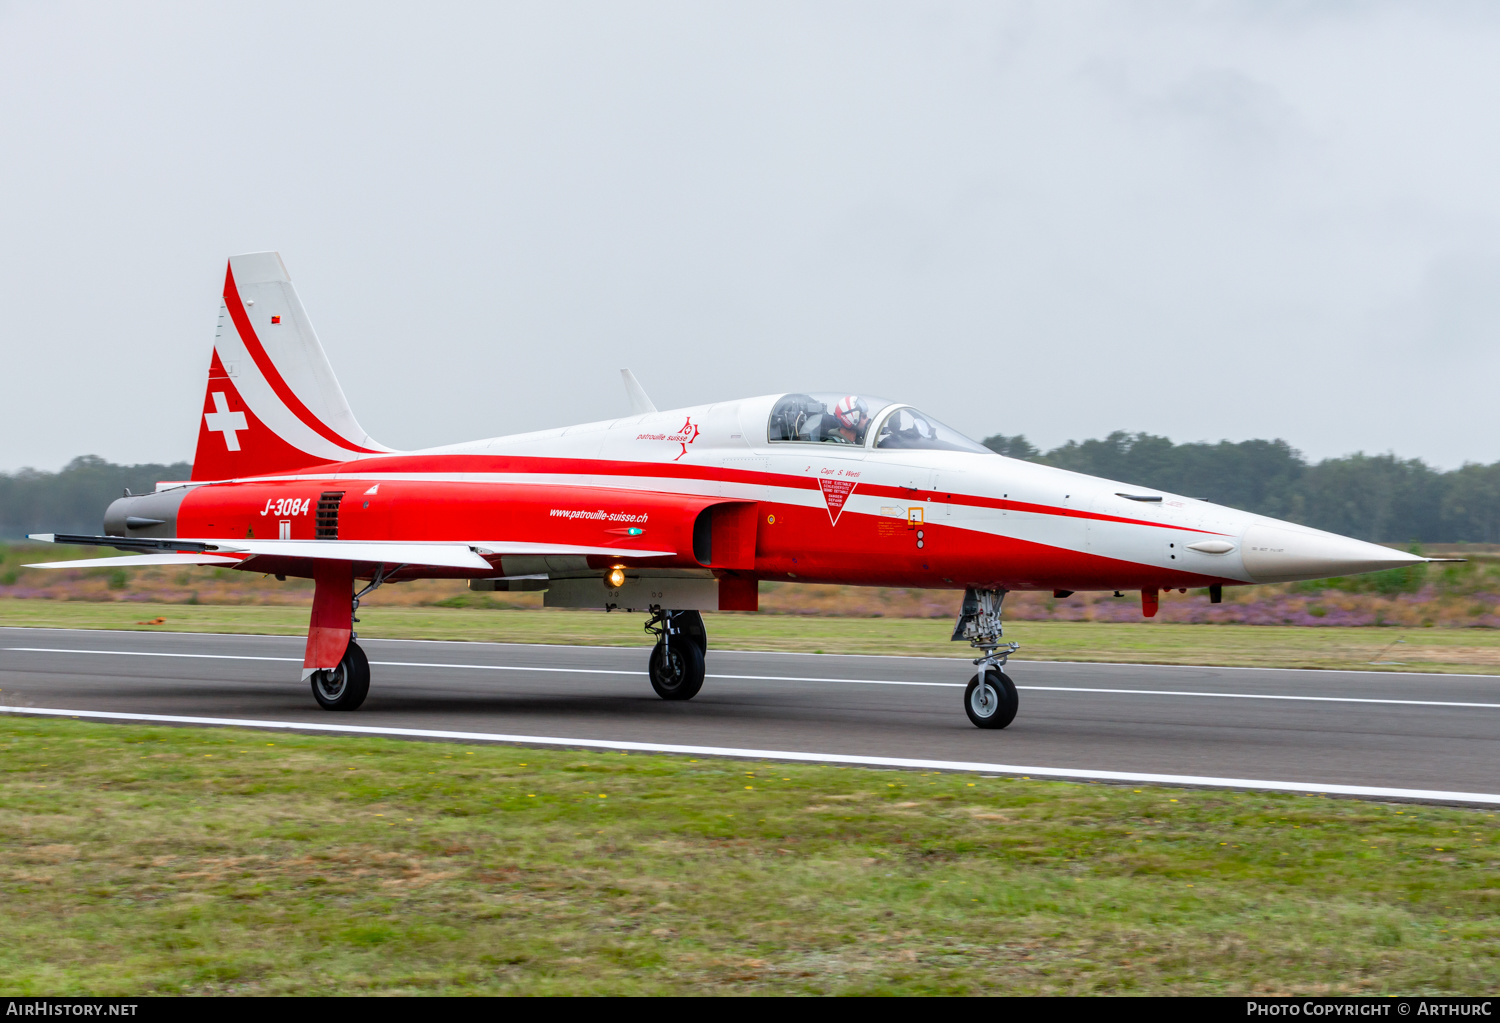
[606,566,626,588]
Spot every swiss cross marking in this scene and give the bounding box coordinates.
[204,391,248,451]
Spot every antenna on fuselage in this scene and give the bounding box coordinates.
[620,369,657,415]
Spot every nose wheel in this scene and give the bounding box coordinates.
[649,638,706,700]
[645,608,707,701]
[965,669,1018,729]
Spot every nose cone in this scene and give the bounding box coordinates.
[1241,523,1425,584]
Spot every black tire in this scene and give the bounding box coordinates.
[310,640,370,711]
[676,610,708,660]
[964,670,1018,729]
[649,638,706,701]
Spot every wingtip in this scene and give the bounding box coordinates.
[27,533,55,543]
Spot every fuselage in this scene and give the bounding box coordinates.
[107,392,1409,594]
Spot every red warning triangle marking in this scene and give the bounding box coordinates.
[818,478,857,526]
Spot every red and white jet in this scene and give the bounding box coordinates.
[31,252,1436,728]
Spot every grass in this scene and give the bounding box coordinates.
[1,717,1497,995]
[4,599,1500,674]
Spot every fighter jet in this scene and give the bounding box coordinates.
[28,252,1440,728]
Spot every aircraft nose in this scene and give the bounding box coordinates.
[1240,523,1425,584]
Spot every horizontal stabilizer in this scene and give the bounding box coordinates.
[29,533,217,555]
[26,553,243,569]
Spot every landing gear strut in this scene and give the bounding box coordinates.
[645,608,707,700]
[952,587,1019,729]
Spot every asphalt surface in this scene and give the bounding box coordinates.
[3,626,1499,801]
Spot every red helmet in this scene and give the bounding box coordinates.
[833,395,866,429]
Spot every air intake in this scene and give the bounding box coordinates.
[316,492,345,539]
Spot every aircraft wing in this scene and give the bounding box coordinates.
[26,534,675,571]
[205,539,675,568]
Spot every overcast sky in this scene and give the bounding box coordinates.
[3,1,1499,472]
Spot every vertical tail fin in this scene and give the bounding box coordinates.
[191,252,391,481]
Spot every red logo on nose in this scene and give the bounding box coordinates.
[674,417,701,461]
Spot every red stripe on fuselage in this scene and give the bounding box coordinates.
[222,266,384,456]
[870,486,1228,534]
[235,452,1229,537]
[179,476,1240,590]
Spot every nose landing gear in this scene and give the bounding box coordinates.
[645,608,707,700]
[953,587,1019,729]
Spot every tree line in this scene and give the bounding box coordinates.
[0,456,193,538]
[3,440,1498,543]
[983,431,1500,544]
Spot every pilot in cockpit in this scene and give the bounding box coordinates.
[829,395,870,445]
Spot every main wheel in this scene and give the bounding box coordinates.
[964,670,1018,729]
[676,610,708,660]
[649,638,705,701]
[310,640,370,711]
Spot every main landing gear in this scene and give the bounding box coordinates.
[645,608,707,700]
[311,640,370,711]
[308,563,400,712]
[952,587,1019,729]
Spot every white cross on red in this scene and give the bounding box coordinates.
[204,391,248,451]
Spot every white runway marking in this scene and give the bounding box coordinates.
[710,672,956,688]
[6,626,1499,680]
[6,647,300,663]
[0,647,956,686]
[1008,684,1500,710]
[0,704,1496,806]
[9,646,1500,709]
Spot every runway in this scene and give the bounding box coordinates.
[3,626,1499,805]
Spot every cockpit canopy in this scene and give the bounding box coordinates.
[767,393,991,453]
[767,393,893,446]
